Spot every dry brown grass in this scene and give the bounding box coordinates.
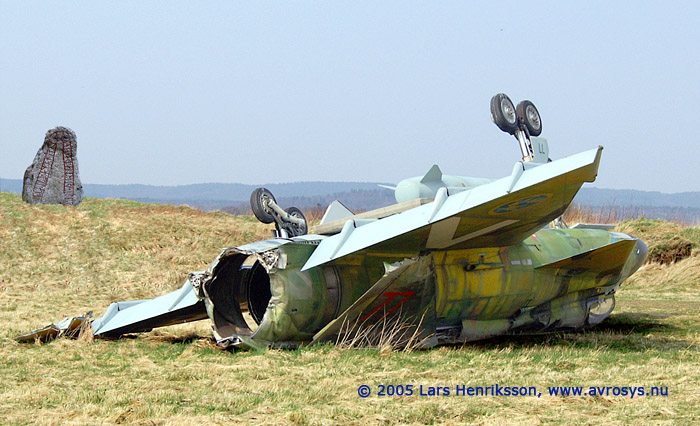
[563,203,627,225]
[334,310,432,353]
[303,205,326,222]
[563,203,699,227]
[611,218,700,304]
[616,219,698,265]
[1,193,699,425]
[0,194,271,335]
[565,204,699,267]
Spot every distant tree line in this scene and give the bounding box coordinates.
[221,189,397,216]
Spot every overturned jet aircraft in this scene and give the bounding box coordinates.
[18,94,647,349]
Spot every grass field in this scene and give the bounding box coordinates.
[1,192,699,425]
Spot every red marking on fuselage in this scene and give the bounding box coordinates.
[360,291,416,322]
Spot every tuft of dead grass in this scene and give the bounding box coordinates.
[334,310,432,353]
[564,203,628,225]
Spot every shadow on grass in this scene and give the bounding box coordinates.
[145,332,218,347]
[105,312,694,355]
[462,312,690,353]
[595,312,674,333]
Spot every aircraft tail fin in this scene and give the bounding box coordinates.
[420,165,443,183]
[536,239,637,272]
[319,200,355,225]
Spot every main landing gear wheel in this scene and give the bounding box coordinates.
[250,187,276,224]
[490,93,519,134]
[516,100,542,136]
[282,207,308,237]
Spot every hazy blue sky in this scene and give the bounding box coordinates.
[1,2,698,192]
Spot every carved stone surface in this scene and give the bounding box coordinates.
[22,126,83,206]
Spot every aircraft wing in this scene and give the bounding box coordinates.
[302,146,603,271]
[17,279,208,342]
[90,280,208,337]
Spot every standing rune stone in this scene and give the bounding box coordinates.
[22,126,83,206]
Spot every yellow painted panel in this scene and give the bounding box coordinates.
[472,269,504,297]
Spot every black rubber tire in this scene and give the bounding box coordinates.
[283,207,308,237]
[490,93,519,134]
[516,100,542,136]
[250,187,276,224]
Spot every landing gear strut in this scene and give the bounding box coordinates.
[250,188,308,238]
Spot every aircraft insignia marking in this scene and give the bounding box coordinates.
[489,194,552,215]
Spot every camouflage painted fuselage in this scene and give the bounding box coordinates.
[197,226,646,348]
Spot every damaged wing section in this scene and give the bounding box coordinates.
[16,314,92,343]
[16,279,208,343]
[91,280,208,337]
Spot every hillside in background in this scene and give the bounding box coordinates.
[2,177,699,222]
[572,188,700,223]
[0,178,393,211]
